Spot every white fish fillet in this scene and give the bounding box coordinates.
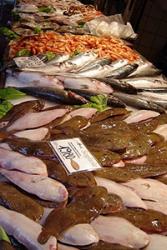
[0,205,57,250]
[95,176,147,209]
[144,234,167,250]
[154,124,167,140]
[124,110,159,124]
[0,148,47,176]
[7,108,68,131]
[0,169,68,202]
[59,224,99,246]
[91,215,149,249]
[14,127,49,141]
[124,178,167,203]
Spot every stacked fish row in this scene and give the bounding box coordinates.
[1,0,167,249]
[5,51,167,113]
[1,98,167,249]
[11,0,102,37]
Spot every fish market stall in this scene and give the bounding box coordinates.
[1,1,167,250]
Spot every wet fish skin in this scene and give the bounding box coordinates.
[0,182,44,221]
[121,75,167,89]
[47,54,70,65]
[109,63,138,79]
[77,60,128,78]
[95,176,147,209]
[113,92,165,113]
[0,168,68,202]
[91,215,149,249]
[61,76,113,94]
[16,87,88,105]
[68,52,98,69]
[99,78,138,94]
[0,147,48,176]
[78,58,111,72]
[137,87,167,93]
[0,205,57,250]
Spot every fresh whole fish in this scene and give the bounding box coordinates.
[78,58,111,72]
[7,108,69,131]
[98,78,138,94]
[77,60,128,78]
[114,208,167,234]
[59,224,99,246]
[67,52,98,70]
[58,76,113,94]
[47,54,70,65]
[0,147,47,176]
[91,215,149,249]
[108,63,138,79]
[0,182,43,221]
[16,87,87,105]
[22,52,98,75]
[113,92,165,113]
[0,205,57,250]
[144,234,167,250]
[0,169,68,202]
[138,94,167,109]
[123,178,167,203]
[124,110,160,124]
[129,61,161,77]
[120,75,167,89]
[14,127,50,141]
[95,176,147,209]
[0,99,44,129]
[6,70,64,89]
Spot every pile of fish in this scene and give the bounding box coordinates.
[4,51,167,113]
[1,0,167,249]
[2,98,167,249]
[10,0,102,37]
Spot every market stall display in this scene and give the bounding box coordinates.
[1,0,167,250]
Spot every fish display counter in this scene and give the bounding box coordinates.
[1,1,167,250]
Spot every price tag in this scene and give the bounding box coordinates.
[50,138,101,174]
[14,56,45,68]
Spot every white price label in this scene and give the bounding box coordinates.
[50,138,101,174]
[14,56,45,68]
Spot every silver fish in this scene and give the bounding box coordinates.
[109,63,138,79]
[22,52,98,75]
[71,89,125,108]
[47,54,70,65]
[113,92,165,113]
[6,70,64,89]
[129,61,161,77]
[67,52,98,69]
[121,75,167,89]
[16,86,88,105]
[139,94,167,109]
[76,58,111,72]
[98,78,137,94]
[77,59,128,78]
[58,76,113,94]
